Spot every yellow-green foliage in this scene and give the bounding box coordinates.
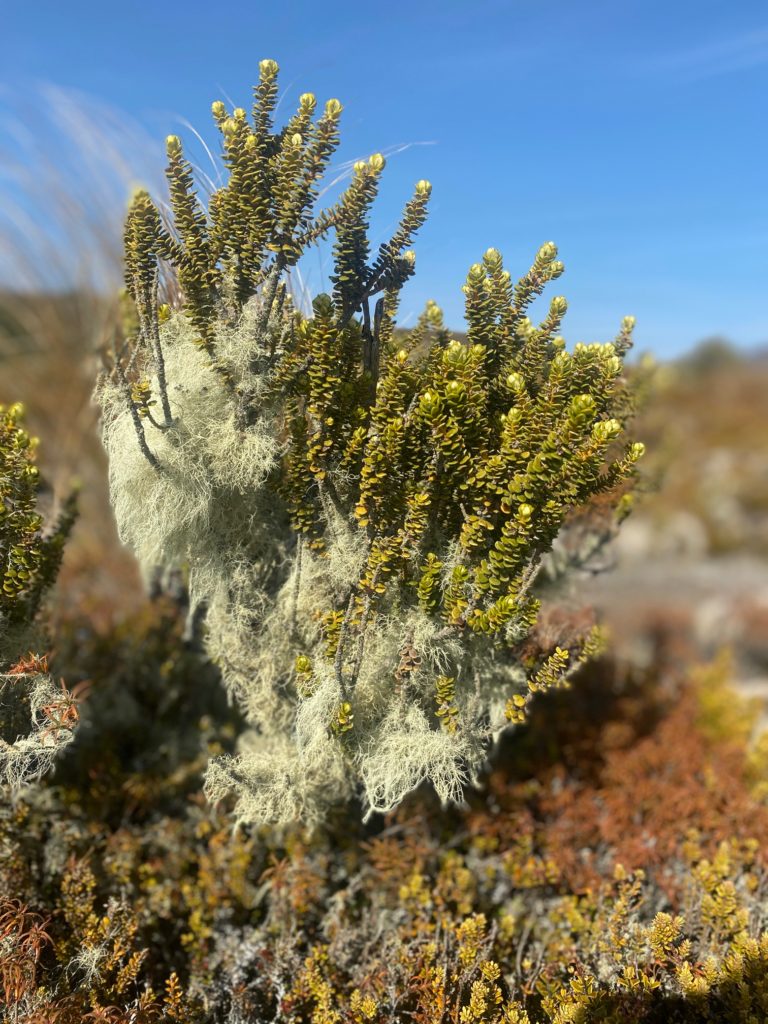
[98,60,643,827]
[0,404,77,787]
[0,403,74,632]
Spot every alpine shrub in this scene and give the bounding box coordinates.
[97,59,644,826]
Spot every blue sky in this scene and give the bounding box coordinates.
[3,0,767,356]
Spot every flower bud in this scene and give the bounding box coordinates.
[369,152,386,172]
[419,389,441,414]
[259,58,279,78]
[593,418,621,441]
[605,355,621,375]
[325,98,343,117]
[165,135,182,158]
[426,299,442,324]
[537,241,557,263]
[415,179,431,195]
[211,100,226,120]
[442,339,465,367]
[128,188,150,211]
[300,92,316,110]
[571,394,596,418]
[551,352,570,372]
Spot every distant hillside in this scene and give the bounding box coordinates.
[631,339,768,557]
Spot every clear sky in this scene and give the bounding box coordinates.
[3,0,767,356]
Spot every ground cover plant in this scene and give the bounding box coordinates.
[2,598,768,1022]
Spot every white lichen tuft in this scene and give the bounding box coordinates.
[98,312,280,583]
[357,704,473,819]
[205,731,351,830]
[0,659,79,789]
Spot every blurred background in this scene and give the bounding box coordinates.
[1,0,766,697]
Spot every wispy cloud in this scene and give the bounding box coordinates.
[635,26,768,82]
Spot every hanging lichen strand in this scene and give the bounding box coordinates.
[97,59,645,827]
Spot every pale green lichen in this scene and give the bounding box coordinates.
[0,664,78,788]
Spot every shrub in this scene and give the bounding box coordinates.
[0,402,77,787]
[97,59,644,827]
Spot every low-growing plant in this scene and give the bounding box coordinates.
[2,641,767,1023]
[97,59,645,827]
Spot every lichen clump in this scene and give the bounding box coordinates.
[97,59,644,827]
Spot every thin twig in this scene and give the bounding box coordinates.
[147,273,174,426]
[115,357,159,470]
[347,584,378,691]
[334,592,357,701]
[255,260,284,336]
[144,408,172,432]
[290,536,303,635]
